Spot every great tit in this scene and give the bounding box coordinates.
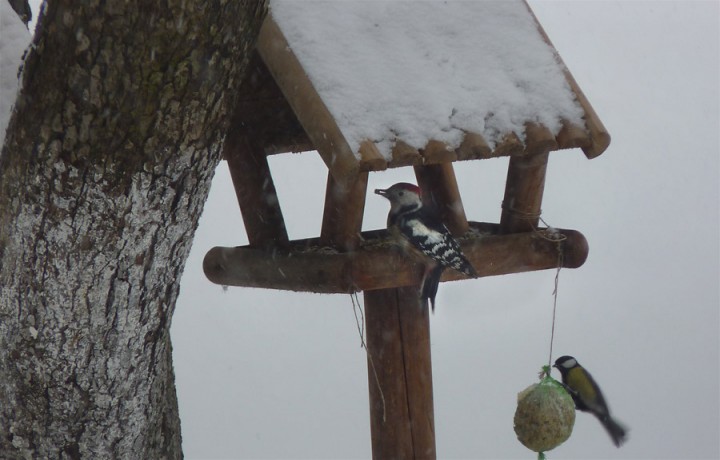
[553,355,627,447]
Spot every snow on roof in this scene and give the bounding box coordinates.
[270,0,586,160]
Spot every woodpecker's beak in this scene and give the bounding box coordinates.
[375,188,388,197]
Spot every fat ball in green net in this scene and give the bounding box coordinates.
[514,375,575,453]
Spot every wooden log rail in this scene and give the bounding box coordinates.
[203,222,588,292]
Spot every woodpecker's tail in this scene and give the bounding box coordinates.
[452,255,477,278]
[421,265,444,312]
[598,414,627,447]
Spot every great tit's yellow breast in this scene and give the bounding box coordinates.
[567,367,597,402]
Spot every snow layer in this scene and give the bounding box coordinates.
[0,2,30,147]
[271,0,585,159]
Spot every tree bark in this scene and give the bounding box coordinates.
[0,1,267,458]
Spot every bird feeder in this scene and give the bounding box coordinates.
[203,1,609,458]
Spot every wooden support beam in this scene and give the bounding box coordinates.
[320,171,369,251]
[414,163,469,236]
[257,15,360,181]
[203,223,588,292]
[365,287,436,460]
[499,151,549,234]
[224,132,289,248]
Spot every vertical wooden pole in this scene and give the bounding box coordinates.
[224,133,289,248]
[499,152,550,234]
[319,171,368,251]
[364,287,436,460]
[414,163,469,236]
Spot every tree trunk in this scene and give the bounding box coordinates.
[0,1,267,458]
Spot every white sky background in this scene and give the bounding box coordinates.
[2,1,718,459]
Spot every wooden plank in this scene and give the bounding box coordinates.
[414,163,469,236]
[457,131,492,160]
[202,223,589,292]
[365,287,436,460]
[224,130,289,248]
[492,132,525,158]
[523,0,610,158]
[358,140,388,172]
[389,140,423,168]
[556,120,591,151]
[524,122,558,156]
[420,139,457,164]
[319,171,369,251]
[257,15,360,181]
[499,151,549,233]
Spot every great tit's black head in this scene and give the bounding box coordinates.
[554,355,579,371]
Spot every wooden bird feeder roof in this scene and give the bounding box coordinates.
[235,0,609,183]
[205,0,610,293]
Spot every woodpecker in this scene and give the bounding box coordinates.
[375,182,477,310]
[554,355,628,447]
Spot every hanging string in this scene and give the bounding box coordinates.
[547,235,563,370]
[350,292,386,423]
[528,216,566,371]
[502,201,567,373]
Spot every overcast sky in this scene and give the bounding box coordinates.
[11,1,719,459]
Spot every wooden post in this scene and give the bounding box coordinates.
[320,171,368,251]
[414,163,469,236]
[224,134,289,247]
[499,152,550,234]
[364,287,436,460]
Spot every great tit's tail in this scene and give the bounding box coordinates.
[599,414,628,447]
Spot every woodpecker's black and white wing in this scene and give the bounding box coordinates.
[397,208,476,277]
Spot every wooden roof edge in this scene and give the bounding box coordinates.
[562,72,611,158]
[523,0,610,158]
[254,4,609,173]
[357,125,587,172]
[260,119,600,173]
[257,13,360,181]
[358,141,387,172]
